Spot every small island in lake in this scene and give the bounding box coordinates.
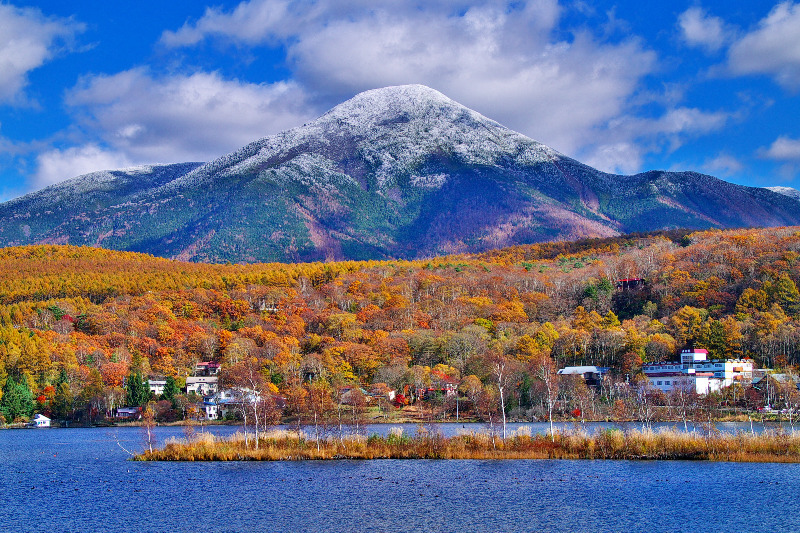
[136,427,800,463]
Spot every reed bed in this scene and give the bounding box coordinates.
[135,427,800,463]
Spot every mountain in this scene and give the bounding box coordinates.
[767,186,800,201]
[1,84,799,263]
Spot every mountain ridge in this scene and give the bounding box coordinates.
[1,84,798,263]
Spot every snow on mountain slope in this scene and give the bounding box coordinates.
[161,85,564,194]
[767,186,800,201]
[4,162,202,208]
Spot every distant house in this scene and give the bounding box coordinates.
[422,370,459,399]
[206,389,233,420]
[368,383,396,402]
[195,362,220,376]
[186,376,219,396]
[148,379,166,396]
[203,388,264,420]
[646,371,721,395]
[116,407,141,420]
[339,387,375,406]
[186,362,221,397]
[557,366,607,389]
[749,373,799,409]
[615,278,645,290]
[30,414,50,428]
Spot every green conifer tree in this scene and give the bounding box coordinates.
[772,274,800,316]
[125,372,149,407]
[52,382,74,421]
[0,376,35,422]
[163,376,179,405]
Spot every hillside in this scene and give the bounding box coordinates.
[1,226,800,424]
[0,85,798,263]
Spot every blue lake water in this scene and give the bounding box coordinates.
[2,424,800,532]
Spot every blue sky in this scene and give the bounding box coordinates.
[1,0,800,202]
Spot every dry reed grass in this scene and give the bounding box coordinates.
[135,428,800,463]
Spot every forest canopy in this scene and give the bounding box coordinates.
[1,226,799,424]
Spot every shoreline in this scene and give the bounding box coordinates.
[0,411,786,430]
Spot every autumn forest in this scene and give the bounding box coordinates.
[2,226,800,426]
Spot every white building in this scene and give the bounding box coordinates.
[643,348,754,395]
[203,388,260,420]
[148,380,166,396]
[30,414,50,427]
[186,376,219,396]
[646,371,722,395]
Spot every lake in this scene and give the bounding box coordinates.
[2,424,800,532]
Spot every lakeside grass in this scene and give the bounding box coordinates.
[135,427,800,463]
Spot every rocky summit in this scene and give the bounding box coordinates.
[1,84,798,263]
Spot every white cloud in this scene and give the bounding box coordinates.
[677,7,732,53]
[581,142,643,175]
[34,144,130,188]
[0,4,83,104]
[703,153,744,176]
[159,0,655,158]
[762,136,800,161]
[728,2,800,90]
[653,107,729,137]
[758,136,800,182]
[65,69,314,164]
[579,107,729,173]
[160,0,297,47]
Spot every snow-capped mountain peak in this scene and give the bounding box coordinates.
[1,85,799,264]
[317,84,493,133]
[166,84,563,192]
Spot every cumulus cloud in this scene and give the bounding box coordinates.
[762,136,800,161]
[161,0,298,47]
[34,144,130,188]
[653,107,729,138]
[0,4,83,104]
[64,69,314,164]
[580,107,729,174]
[678,7,733,53]
[159,0,654,158]
[728,2,800,90]
[703,153,744,176]
[581,142,644,175]
[757,136,800,181]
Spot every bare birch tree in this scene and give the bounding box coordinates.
[531,353,558,442]
[488,351,517,440]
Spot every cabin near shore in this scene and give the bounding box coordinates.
[30,414,50,427]
[557,366,607,390]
